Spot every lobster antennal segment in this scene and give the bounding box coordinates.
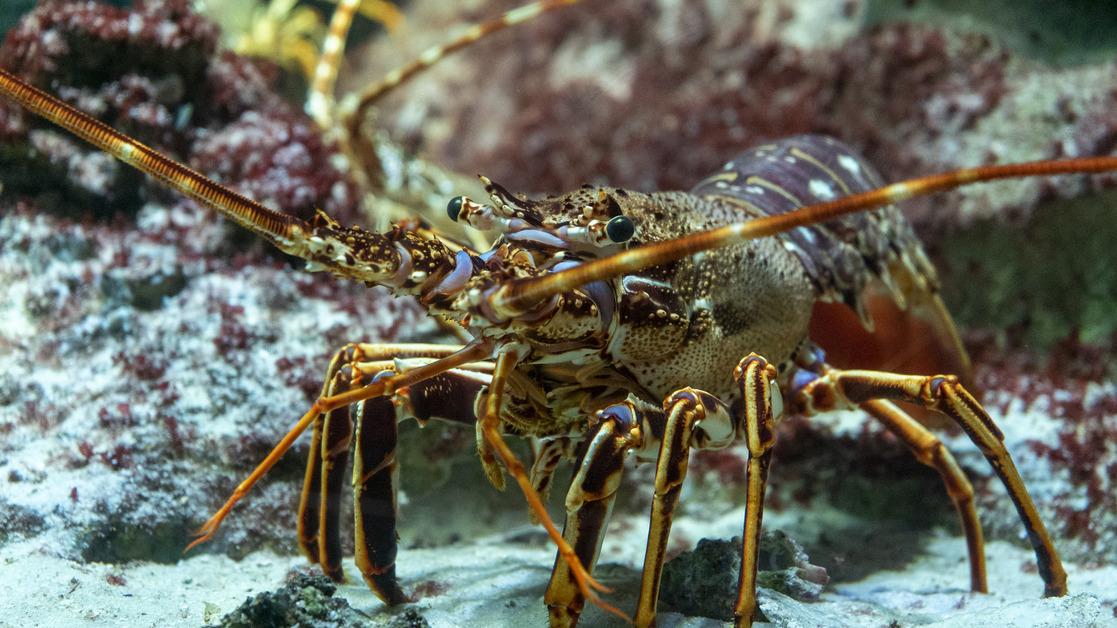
[0,68,449,291]
[344,0,588,134]
[489,156,1117,318]
[0,68,308,252]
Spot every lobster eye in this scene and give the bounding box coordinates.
[605,215,635,243]
[447,196,465,222]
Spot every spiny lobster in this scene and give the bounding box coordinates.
[2,1,1116,626]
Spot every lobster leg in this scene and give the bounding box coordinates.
[479,352,623,620]
[732,355,780,628]
[546,401,646,627]
[862,399,986,592]
[296,342,492,602]
[795,367,1066,597]
[354,364,493,602]
[634,387,737,626]
[318,367,355,582]
[530,437,574,522]
[630,355,780,628]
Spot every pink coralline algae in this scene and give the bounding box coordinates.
[361,0,1116,230]
[0,0,426,565]
[0,0,359,227]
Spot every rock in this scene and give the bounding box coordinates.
[660,532,828,622]
[215,571,374,628]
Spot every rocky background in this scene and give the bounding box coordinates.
[0,0,1115,626]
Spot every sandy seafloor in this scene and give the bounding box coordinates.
[1,513,1115,627]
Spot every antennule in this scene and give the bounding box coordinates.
[488,155,1117,318]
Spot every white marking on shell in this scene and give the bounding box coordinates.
[770,379,784,419]
[622,276,672,292]
[694,402,734,449]
[838,154,862,175]
[808,179,836,200]
[745,185,765,195]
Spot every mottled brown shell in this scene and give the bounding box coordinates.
[690,134,938,323]
[690,135,970,383]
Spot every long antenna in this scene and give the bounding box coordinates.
[489,156,1117,317]
[344,0,588,137]
[306,0,365,128]
[0,68,307,251]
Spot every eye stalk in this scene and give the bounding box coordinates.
[447,196,465,222]
[605,215,635,243]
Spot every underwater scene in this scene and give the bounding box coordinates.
[1,1,1116,626]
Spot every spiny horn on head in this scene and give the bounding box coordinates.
[487,155,1117,318]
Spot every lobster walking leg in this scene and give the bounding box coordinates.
[634,388,735,626]
[353,364,493,602]
[861,399,987,592]
[546,401,645,627]
[795,368,1066,597]
[295,342,492,602]
[349,372,405,603]
[298,343,464,572]
[479,352,622,619]
[531,437,573,504]
[318,368,355,581]
[732,355,780,628]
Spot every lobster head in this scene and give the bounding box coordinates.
[293,177,652,356]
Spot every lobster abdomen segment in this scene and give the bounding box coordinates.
[692,135,972,384]
[691,135,937,318]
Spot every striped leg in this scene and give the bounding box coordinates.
[531,437,573,502]
[732,355,780,628]
[862,399,986,592]
[295,342,491,603]
[357,363,492,602]
[546,401,646,627]
[318,367,355,581]
[634,388,737,627]
[795,367,1066,597]
[478,352,621,620]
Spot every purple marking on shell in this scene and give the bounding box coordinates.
[552,260,581,273]
[388,242,413,287]
[790,369,819,395]
[583,280,615,328]
[371,370,396,383]
[432,249,474,296]
[598,402,636,430]
[506,229,568,248]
